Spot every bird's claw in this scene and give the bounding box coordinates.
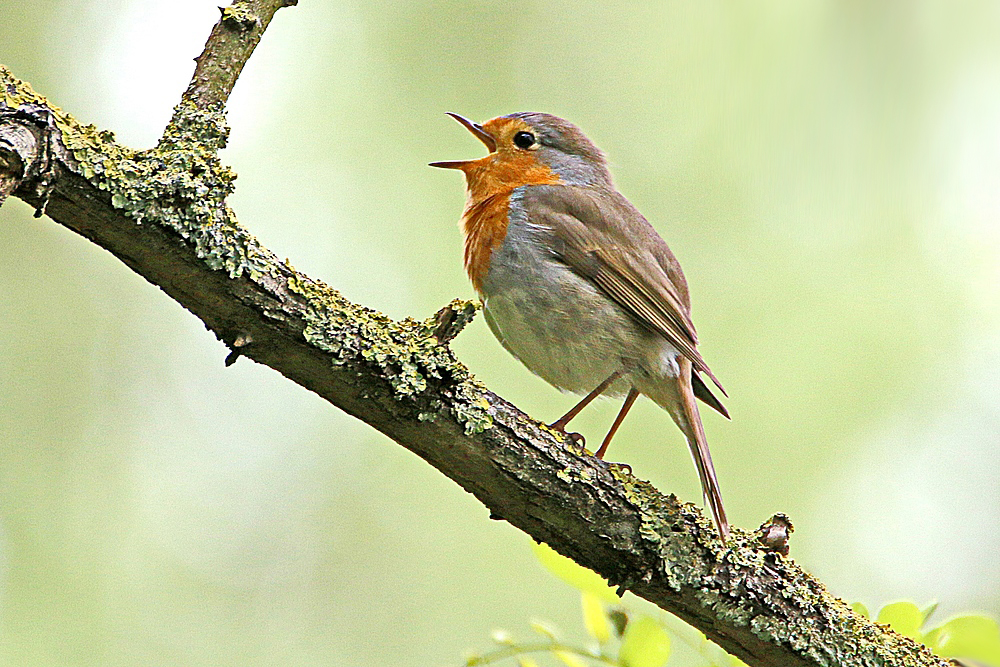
[611,462,632,475]
[547,421,586,447]
[549,423,586,448]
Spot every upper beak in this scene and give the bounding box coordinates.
[429,112,496,169]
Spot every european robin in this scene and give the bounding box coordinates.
[431,112,731,539]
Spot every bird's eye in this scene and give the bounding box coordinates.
[513,131,536,149]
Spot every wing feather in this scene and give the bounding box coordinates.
[526,184,728,402]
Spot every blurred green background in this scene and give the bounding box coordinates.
[2,1,999,665]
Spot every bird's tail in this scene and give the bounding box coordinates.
[646,358,730,540]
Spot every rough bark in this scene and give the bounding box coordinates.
[0,3,955,666]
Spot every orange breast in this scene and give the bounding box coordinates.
[460,150,560,292]
[461,193,512,292]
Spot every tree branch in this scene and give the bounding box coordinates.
[0,6,954,667]
[184,0,298,109]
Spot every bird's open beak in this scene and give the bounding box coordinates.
[429,112,496,169]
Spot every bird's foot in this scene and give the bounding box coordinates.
[548,422,586,447]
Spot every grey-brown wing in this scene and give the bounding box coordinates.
[526,185,727,400]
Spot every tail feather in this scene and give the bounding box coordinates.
[692,370,729,419]
[685,413,730,540]
[646,357,730,540]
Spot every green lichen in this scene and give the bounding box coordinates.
[430,297,480,343]
[3,65,275,281]
[221,3,260,30]
[417,400,444,422]
[101,100,275,280]
[556,465,594,485]
[452,382,494,434]
[2,65,61,116]
[614,467,918,666]
[287,272,492,433]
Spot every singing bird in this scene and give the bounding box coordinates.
[431,112,730,539]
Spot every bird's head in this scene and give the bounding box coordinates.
[430,112,612,196]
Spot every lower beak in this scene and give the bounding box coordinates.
[428,160,473,170]
[429,112,496,170]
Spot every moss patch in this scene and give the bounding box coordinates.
[288,271,492,432]
[221,3,260,30]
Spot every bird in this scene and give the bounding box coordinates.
[430,112,731,540]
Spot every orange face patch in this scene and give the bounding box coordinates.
[460,118,559,197]
[456,117,561,291]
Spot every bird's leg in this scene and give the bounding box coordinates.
[595,388,639,459]
[549,370,623,437]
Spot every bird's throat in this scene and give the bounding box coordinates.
[458,154,560,293]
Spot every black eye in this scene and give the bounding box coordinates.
[513,131,536,149]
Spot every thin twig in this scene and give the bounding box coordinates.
[183,0,297,109]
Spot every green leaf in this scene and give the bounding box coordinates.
[532,542,619,603]
[581,592,611,643]
[922,626,944,652]
[933,615,1000,665]
[877,601,924,640]
[701,638,736,667]
[608,609,629,638]
[518,659,541,667]
[529,619,559,641]
[619,617,671,667]
[851,602,870,618]
[920,601,939,624]
[553,650,589,667]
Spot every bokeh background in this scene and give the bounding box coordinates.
[2,1,999,665]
